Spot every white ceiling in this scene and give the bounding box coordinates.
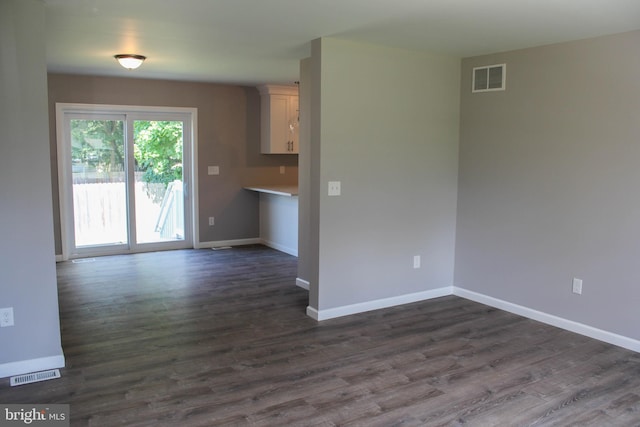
[43,0,640,86]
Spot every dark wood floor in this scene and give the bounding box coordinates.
[1,245,639,426]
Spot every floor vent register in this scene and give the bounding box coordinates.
[10,369,61,386]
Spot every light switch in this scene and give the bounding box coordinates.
[328,181,341,196]
[572,278,583,295]
[208,166,220,175]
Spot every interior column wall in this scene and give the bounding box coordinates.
[0,0,65,377]
[308,38,460,316]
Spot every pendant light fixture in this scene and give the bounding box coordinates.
[114,54,146,70]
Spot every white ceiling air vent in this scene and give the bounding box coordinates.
[472,64,506,93]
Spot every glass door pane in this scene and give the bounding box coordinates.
[70,118,128,248]
[133,120,185,244]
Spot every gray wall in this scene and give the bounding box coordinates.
[308,38,460,312]
[0,0,64,375]
[297,58,312,285]
[455,30,640,340]
[47,74,299,254]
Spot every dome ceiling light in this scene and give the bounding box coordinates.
[114,54,146,70]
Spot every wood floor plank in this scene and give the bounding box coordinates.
[0,245,639,426]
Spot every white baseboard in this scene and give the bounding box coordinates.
[57,239,262,257]
[306,306,320,320]
[307,286,453,321]
[261,239,298,257]
[453,287,640,353]
[199,238,297,256]
[197,238,261,249]
[0,353,65,379]
[305,284,640,353]
[296,278,309,290]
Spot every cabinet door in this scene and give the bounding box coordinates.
[270,95,290,153]
[260,90,299,154]
[288,95,299,153]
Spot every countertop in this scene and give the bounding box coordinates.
[244,185,298,197]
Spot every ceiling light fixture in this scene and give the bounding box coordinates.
[114,54,146,70]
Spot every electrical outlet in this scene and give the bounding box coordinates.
[280,166,285,174]
[572,278,583,295]
[413,255,421,269]
[0,307,14,327]
[209,217,215,226]
[328,181,341,196]
[208,166,220,175]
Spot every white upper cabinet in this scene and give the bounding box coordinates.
[258,85,299,154]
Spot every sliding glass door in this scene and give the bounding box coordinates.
[69,116,128,249]
[58,105,195,258]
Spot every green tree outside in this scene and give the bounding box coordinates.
[70,119,183,202]
[133,120,183,188]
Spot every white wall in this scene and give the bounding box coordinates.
[455,30,640,341]
[0,0,65,377]
[307,38,460,318]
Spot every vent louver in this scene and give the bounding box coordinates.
[72,258,96,263]
[473,64,506,92]
[10,369,61,386]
